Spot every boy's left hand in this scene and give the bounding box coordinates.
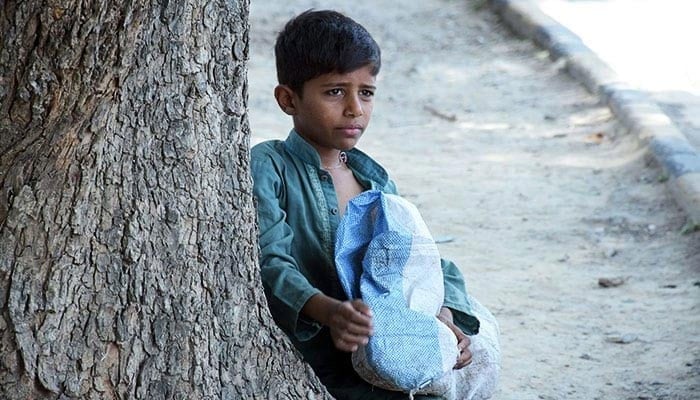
[437,307,473,369]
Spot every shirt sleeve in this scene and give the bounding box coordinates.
[251,150,322,342]
[441,258,480,335]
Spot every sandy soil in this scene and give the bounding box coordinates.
[247,1,700,399]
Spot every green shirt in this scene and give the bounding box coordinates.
[251,130,479,399]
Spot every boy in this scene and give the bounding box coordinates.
[251,10,499,399]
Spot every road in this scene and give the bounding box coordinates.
[247,1,700,398]
[534,0,700,152]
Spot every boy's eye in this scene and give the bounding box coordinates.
[360,89,375,98]
[327,88,344,96]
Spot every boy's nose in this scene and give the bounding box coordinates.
[344,96,364,117]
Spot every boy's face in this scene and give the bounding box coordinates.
[279,65,377,154]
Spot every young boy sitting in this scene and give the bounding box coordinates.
[251,10,499,399]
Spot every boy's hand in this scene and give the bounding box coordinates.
[301,294,374,352]
[437,307,473,369]
[327,299,374,352]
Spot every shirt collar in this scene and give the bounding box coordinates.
[283,129,391,188]
[284,129,322,167]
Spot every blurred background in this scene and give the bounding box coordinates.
[536,0,700,150]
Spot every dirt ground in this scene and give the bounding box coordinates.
[246,1,700,399]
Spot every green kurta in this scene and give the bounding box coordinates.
[251,130,479,399]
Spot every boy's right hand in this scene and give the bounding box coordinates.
[327,299,374,352]
[302,294,374,352]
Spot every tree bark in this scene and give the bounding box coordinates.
[0,0,331,398]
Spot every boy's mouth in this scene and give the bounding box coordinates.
[337,126,364,136]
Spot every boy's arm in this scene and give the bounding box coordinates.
[437,307,473,369]
[301,294,373,352]
[441,258,480,335]
[251,152,323,341]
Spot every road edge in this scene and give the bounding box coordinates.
[487,0,700,228]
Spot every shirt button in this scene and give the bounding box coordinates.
[320,174,328,181]
[330,208,338,215]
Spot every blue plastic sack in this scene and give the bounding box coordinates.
[335,190,459,394]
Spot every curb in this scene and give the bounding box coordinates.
[487,0,700,227]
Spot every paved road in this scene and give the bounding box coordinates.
[533,0,700,151]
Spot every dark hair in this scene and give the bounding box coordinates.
[275,10,381,94]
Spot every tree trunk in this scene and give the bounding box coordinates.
[0,0,331,398]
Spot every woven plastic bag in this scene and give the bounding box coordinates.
[335,190,460,396]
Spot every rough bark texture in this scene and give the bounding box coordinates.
[0,1,331,398]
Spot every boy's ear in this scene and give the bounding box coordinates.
[274,85,298,115]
